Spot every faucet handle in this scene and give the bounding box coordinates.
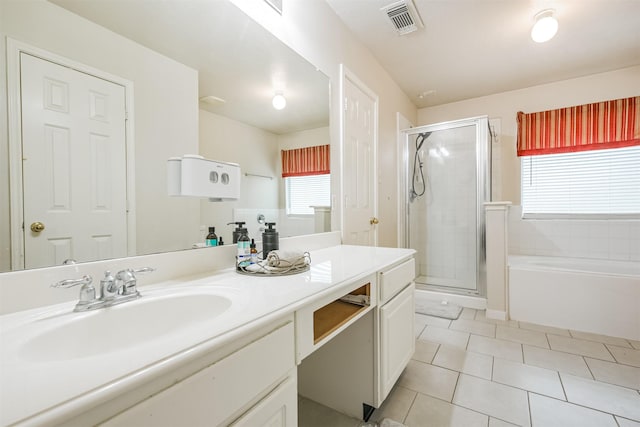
[52,275,93,289]
[133,267,155,275]
[116,267,155,296]
[52,275,96,307]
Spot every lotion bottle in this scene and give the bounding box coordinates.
[205,227,218,246]
[237,229,250,267]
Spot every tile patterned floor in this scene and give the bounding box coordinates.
[300,309,640,427]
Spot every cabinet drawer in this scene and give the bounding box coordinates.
[379,259,415,304]
[102,321,295,427]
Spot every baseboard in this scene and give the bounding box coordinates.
[485,309,507,321]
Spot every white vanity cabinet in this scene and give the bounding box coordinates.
[377,259,416,403]
[100,318,296,427]
[298,257,416,419]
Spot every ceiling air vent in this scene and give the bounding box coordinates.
[381,0,424,36]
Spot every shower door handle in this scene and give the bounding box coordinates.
[370,217,379,225]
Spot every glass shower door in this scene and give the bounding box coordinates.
[407,119,488,293]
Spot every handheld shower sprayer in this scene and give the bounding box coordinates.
[410,132,432,201]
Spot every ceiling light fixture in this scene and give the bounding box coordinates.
[531,9,558,43]
[272,92,286,110]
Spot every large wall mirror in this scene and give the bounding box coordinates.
[0,0,330,272]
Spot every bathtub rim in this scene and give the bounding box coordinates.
[508,254,640,279]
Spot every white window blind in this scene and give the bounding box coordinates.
[285,174,330,215]
[521,145,640,217]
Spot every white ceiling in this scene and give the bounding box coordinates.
[50,0,329,135]
[325,0,640,108]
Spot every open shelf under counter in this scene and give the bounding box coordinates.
[296,275,376,363]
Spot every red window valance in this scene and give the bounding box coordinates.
[516,96,640,156]
[281,144,330,177]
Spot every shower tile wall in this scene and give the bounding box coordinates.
[410,125,478,289]
[508,206,640,261]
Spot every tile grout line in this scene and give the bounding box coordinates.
[401,389,419,425]
[557,367,569,401]
[413,389,498,424]
[430,342,441,364]
[450,371,462,403]
[583,355,596,381]
[528,390,627,423]
[527,391,533,427]
[490,355,495,381]
[444,382,529,427]
[537,339,622,363]
[603,343,619,364]
[544,331,551,350]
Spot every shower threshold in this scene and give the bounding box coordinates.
[415,278,479,297]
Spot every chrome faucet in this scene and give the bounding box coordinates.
[52,267,155,312]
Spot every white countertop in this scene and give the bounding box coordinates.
[0,245,414,426]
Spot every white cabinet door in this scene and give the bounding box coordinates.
[379,283,415,401]
[231,374,297,427]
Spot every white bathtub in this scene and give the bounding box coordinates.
[508,255,640,341]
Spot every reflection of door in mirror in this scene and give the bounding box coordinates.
[19,53,127,269]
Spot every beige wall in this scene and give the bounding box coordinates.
[417,65,640,204]
[0,0,200,270]
[231,0,418,247]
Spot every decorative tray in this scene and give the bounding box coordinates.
[235,252,311,276]
[236,264,310,276]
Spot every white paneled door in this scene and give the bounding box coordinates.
[342,70,378,246]
[20,53,127,269]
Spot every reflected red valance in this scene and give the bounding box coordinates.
[516,96,640,156]
[281,144,330,177]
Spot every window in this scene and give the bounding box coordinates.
[521,145,640,217]
[285,174,330,215]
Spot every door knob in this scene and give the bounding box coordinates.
[369,217,379,225]
[30,222,45,233]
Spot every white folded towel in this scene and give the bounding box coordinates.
[266,249,309,268]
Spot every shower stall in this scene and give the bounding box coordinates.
[401,116,490,296]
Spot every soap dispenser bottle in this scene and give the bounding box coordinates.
[236,228,250,267]
[262,222,279,258]
[228,222,248,244]
[206,227,218,246]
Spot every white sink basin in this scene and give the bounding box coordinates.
[20,291,232,361]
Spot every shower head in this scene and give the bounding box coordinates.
[416,131,432,150]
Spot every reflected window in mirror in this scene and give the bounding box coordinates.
[281,145,330,216]
[285,175,331,215]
